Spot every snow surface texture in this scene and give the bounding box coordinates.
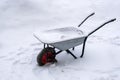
[0,0,120,80]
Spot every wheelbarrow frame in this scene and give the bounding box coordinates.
[34,13,116,65]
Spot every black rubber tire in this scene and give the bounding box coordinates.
[37,47,56,66]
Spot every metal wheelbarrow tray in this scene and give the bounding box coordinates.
[34,13,116,66]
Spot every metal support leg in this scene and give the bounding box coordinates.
[72,47,75,50]
[44,44,49,48]
[80,37,88,58]
[47,44,49,47]
[66,50,77,59]
[56,50,63,55]
[44,44,46,48]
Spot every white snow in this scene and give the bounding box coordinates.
[0,0,120,80]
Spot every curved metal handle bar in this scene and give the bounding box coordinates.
[80,18,116,58]
[88,18,116,37]
[78,12,95,27]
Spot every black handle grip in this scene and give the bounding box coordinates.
[109,18,116,22]
[89,12,95,17]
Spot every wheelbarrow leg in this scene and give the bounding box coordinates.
[66,50,77,59]
[80,37,88,58]
[72,47,75,50]
[44,44,46,48]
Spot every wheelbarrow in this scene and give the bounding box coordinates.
[34,12,116,66]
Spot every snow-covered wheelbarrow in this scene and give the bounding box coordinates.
[34,13,116,66]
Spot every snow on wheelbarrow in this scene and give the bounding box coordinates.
[34,13,116,66]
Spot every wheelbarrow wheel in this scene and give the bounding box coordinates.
[37,47,56,66]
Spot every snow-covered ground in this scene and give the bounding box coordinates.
[0,0,120,80]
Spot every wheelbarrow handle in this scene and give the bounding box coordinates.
[87,18,116,37]
[80,18,116,58]
[78,12,95,27]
